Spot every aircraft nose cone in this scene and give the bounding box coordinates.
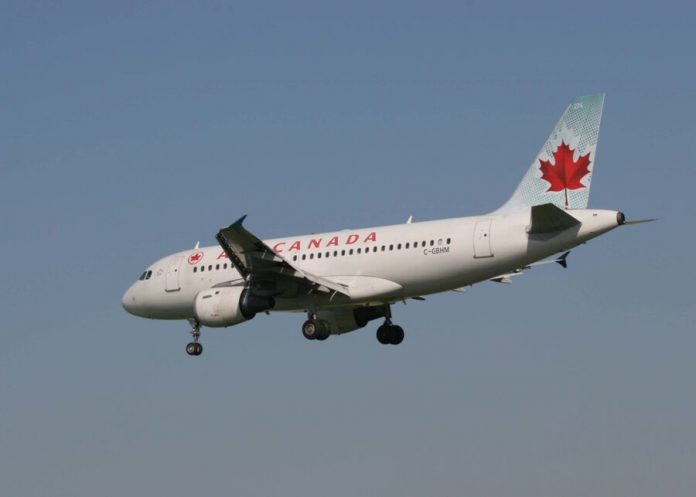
[121,285,138,315]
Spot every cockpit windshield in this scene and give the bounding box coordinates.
[138,270,153,281]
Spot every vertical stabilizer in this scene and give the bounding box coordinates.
[496,94,605,213]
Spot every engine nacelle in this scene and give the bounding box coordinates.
[316,306,387,335]
[194,287,275,328]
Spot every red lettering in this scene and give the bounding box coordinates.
[364,232,377,243]
[217,251,229,260]
[327,236,339,247]
[289,240,301,251]
[272,242,285,253]
[309,238,322,249]
[346,234,359,245]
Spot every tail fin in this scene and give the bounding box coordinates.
[496,94,605,213]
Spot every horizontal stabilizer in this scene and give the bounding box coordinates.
[527,203,580,235]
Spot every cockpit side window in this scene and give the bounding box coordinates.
[139,271,147,280]
[145,270,153,280]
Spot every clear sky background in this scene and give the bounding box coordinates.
[1,2,694,496]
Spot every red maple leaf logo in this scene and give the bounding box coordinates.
[539,141,591,208]
[188,252,203,265]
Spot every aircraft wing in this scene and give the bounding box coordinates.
[215,216,351,296]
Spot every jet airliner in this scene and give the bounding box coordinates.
[122,95,650,356]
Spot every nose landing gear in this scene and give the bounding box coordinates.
[186,320,203,356]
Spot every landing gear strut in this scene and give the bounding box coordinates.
[376,306,404,345]
[186,320,203,356]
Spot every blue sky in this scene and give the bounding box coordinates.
[1,3,694,496]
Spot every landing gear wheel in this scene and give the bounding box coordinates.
[315,322,330,341]
[390,325,404,345]
[303,319,330,341]
[376,324,405,345]
[376,324,392,345]
[194,343,203,355]
[186,342,198,356]
[303,319,318,340]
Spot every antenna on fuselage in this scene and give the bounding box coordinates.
[194,241,200,249]
[406,215,413,224]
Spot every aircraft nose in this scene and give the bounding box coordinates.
[121,284,139,316]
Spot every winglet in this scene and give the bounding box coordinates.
[230,214,248,230]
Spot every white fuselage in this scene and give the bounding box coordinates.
[122,208,622,321]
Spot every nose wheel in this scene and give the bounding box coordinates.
[186,342,203,356]
[186,320,203,356]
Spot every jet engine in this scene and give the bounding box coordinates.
[194,287,275,328]
[316,306,387,335]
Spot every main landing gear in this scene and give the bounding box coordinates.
[376,322,404,345]
[302,316,330,341]
[376,305,404,345]
[186,320,203,356]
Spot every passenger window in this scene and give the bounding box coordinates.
[201,266,205,272]
[405,243,410,249]
[422,241,426,247]
[357,248,361,254]
[193,267,197,273]
[373,246,377,252]
[349,249,353,255]
[430,240,434,246]
[224,263,228,269]
[446,238,451,244]
[381,245,385,251]
[397,243,401,250]
[341,250,346,256]
[216,264,220,270]
[333,251,338,257]
[208,265,213,271]
[318,253,322,259]
[310,253,314,259]
[389,244,393,251]
[302,254,306,260]
[293,255,297,261]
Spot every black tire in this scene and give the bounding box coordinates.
[302,319,318,340]
[315,320,330,341]
[186,342,197,356]
[376,325,392,344]
[390,325,404,345]
[195,343,203,355]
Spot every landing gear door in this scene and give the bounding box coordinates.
[473,219,493,258]
[165,255,184,292]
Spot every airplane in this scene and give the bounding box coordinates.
[122,94,652,356]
